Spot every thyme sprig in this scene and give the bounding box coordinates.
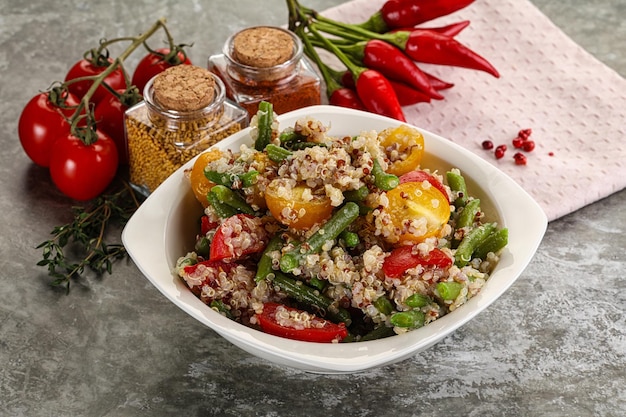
[37,177,143,292]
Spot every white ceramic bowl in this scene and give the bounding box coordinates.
[122,105,547,374]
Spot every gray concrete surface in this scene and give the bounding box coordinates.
[1,0,624,416]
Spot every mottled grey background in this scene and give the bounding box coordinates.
[1,1,624,416]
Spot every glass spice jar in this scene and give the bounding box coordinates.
[124,65,248,195]
[208,26,322,118]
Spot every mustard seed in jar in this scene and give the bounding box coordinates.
[124,65,248,195]
[208,26,322,117]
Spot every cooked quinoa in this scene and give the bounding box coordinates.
[176,111,507,342]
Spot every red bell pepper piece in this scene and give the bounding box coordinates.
[390,30,500,78]
[399,170,450,202]
[256,302,348,343]
[383,246,453,278]
[181,259,235,296]
[329,87,367,111]
[209,214,268,262]
[346,39,442,100]
[355,69,406,121]
[389,79,431,106]
[359,0,475,33]
[200,215,218,235]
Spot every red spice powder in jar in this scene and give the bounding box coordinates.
[209,26,322,117]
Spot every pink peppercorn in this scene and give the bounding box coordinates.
[495,144,507,159]
[522,140,535,152]
[512,137,525,149]
[518,128,532,140]
[514,152,527,165]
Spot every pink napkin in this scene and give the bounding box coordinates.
[321,0,626,221]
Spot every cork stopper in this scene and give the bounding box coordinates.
[153,65,216,112]
[232,27,294,68]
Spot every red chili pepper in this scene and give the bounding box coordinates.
[392,20,471,38]
[340,70,356,88]
[355,69,406,121]
[423,20,471,37]
[329,87,367,111]
[391,30,500,77]
[347,40,442,99]
[359,0,475,32]
[255,302,348,343]
[389,79,431,106]
[423,71,454,90]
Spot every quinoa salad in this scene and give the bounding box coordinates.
[175,101,508,343]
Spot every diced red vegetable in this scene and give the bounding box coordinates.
[383,246,452,278]
[209,214,268,262]
[399,170,449,202]
[200,215,218,235]
[256,302,348,343]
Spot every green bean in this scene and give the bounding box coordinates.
[255,101,273,151]
[254,234,284,282]
[456,198,481,229]
[437,281,464,300]
[372,159,399,191]
[357,202,373,216]
[360,325,396,341]
[290,141,326,150]
[206,191,238,218]
[390,310,425,328]
[194,236,210,257]
[454,222,497,267]
[204,170,235,187]
[265,143,292,163]
[343,186,369,202]
[279,202,360,273]
[308,276,327,292]
[210,300,234,320]
[239,170,259,188]
[405,293,431,308]
[272,272,352,325]
[205,170,259,188]
[176,256,197,269]
[373,296,394,315]
[210,185,255,215]
[446,170,468,208]
[279,130,303,144]
[339,230,359,248]
[473,227,509,260]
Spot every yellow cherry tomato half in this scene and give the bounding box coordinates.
[384,180,450,243]
[265,179,333,230]
[379,125,425,176]
[190,149,223,207]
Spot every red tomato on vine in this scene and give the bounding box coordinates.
[18,91,79,167]
[131,47,192,93]
[65,58,127,104]
[94,88,142,165]
[49,130,119,201]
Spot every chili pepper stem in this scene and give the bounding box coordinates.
[297,25,342,96]
[308,24,365,82]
